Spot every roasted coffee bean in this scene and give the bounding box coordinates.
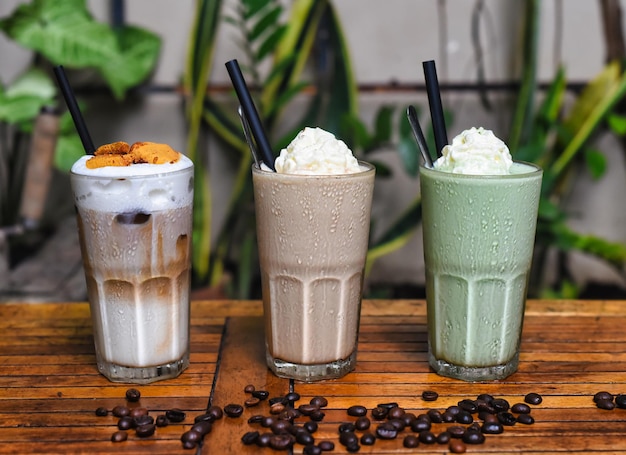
[462,430,485,445]
[422,390,439,401]
[257,432,272,447]
[355,416,371,431]
[165,409,185,422]
[455,411,473,424]
[347,405,368,417]
[299,404,319,416]
[95,407,108,417]
[370,406,388,420]
[125,388,141,402]
[269,434,294,450]
[319,440,335,451]
[181,429,202,444]
[436,431,451,444]
[346,443,360,453]
[458,399,478,413]
[594,391,614,403]
[491,398,510,413]
[375,422,398,439]
[441,411,456,423]
[194,413,214,424]
[280,408,301,422]
[248,414,264,424]
[182,440,196,450]
[449,440,467,453]
[339,422,356,433]
[524,392,543,405]
[192,420,212,436]
[309,410,325,421]
[135,423,156,438]
[481,421,504,434]
[129,407,148,419]
[303,421,318,433]
[285,392,300,403]
[303,444,322,455]
[244,384,256,393]
[511,403,531,414]
[117,416,135,430]
[339,431,358,447]
[387,418,405,431]
[387,406,405,420]
[261,416,276,428]
[468,422,481,433]
[497,412,517,426]
[403,434,420,448]
[270,419,292,435]
[596,399,616,410]
[616,394,626,409]
[477,393,494,404]
[241,430,259,445]
[245,397,261,408]
[401,412,417,426]
[296,430,314,446]
[207,405,223,420]
[310,396,328,408]
[481,413,498,424]
[357,433,374,446]
[447,425,466,438]
[223,404,244,418]
[418,430,437,444]
[427,409,443,423]
[134,415,154,427]
[270,396,288,406]
[155,415,169,427]
[377,402,399,410]
[476,401,495,414]
[112,405,130,418]
[270,403,285,414]
[446,405,461,416]
[111,430,128,443]
[410,418,431,432]
[517,414,535,425]
[252,390,270,400]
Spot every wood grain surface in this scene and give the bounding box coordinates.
[1,300,625,454]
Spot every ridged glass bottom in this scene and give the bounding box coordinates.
[267,349,357,382]
[429,351,519,382]
[97,354,189,384]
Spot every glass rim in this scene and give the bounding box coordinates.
[252,160,375,179]
[419,160,542,179]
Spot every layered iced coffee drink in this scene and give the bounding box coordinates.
[420,127,542,381]
[70,141,194,383]
[253,127,375,382]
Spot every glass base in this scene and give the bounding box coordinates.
[267,350,356,382]
[97,354,189,384]
[429,351,519,382]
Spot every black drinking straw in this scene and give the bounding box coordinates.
[53,65,95,154]
[406,106,434,168]
[422,60,448,157]
[225,59,275,171]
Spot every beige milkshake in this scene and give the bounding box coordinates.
[253,127,375,382]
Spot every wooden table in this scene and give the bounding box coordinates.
[1,299,626,454]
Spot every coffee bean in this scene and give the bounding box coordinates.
[299,404,319,416]
[246,414,262,425]
[182,440,196,450]
[511,402,531,414]
[269,396,288,406]
[339,431,358,447]
[594,391,614,403]
[192,420,212,436]
[462,430,485,445]
[241,430,259,445]
[403,434,419,448]
[296,430,314,446]
[458,399,478,413]
[134,415,154,427]
[310,396,328,408]
[223,404,244,418]
[616,394,626,409]
[95,407,108,417]
[446,405,461,416]
[387,406,405,420]
[244,384,255,393]
[245,397,261,408]
[524,392,543,405]
[497,412,517,426]
[125,388,141,402]
[479,411,497,421]
[280,408,301,422]
[155,415,169,427]
[441,411,456,423]
[468,422,482,433]
[285,392,300,403]
[270,403,285,414]
[339,422,356,433]
[269,434,294,450]
[261,416,276,428]
[427,409,443,423]
[410,418,431,432]
[377,402,399,410]
[129,407,148,419]
[456,411,473,424]
[401,412,417,426]
[303,444,322,455]
[346,443,360,453]
[207,405,223,420]
[517,413,535,425]
[309,410,325,421]
[449,439,467,453]
[270,419,292,435]
[419,430,437,444]
[389,418,406,431]
[355,416,371,431]
[181,429,202,444]
[319,440,335,450]
[477,393,494,404]
[436,431,451,444]
[257,432,272,447]
[117,416,135,430]
[347,405,367,417]
[370,406,388,420]
[422,390,439,401]
[303,421,318,433]
[166,408,186,422]
[112,405,130,418]
[447,425,466,438]
[135,423,156,438]
[481,421,504,434]
[252,390,270,400]
[596,399,615,410]
[491,398,510,412]
[375,422,398,439]
[111,430,127,443]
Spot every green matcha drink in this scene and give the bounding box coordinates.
[420,128,542,381]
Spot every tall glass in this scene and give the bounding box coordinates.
[420,162,542,381]
[70,159,194,383]
[252,162,375,382]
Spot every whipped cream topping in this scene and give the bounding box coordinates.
[274,127,361,175]
[433,127,513,175]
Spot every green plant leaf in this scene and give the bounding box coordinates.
[54,132,84,172]
[5,68,56,100]
[606,112,626,135]
[551,223,626,268]
[257,24,287,61]
[373,105,394,145]
[249,5,282,42]
[583,148,607,180]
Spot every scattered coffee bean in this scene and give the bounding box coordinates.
[339,431,358,447]
[270,402,285,414]
[479,411,497,422]
[117,416,135,431]
[388,418,405,431]
[252,390,270,400]
[270,419,292,435]
[166,408,186,422]
[491,398,510,412]
[346,443,360,453]
[269,396,288,406]
[303,444,322,455]
[310,396,328,408]
[247,414,263,425]
[441,411,456,423]
[497,412,517,426]
[477,393,494,404]
[207,405,223,420]
[261,416,276,428]
[285,392,300,403]
[180,429,202,444]
[355,416,371,431]
[446,405,461,416]
[371,406,388,420]
[125,388,141,402]
[594,391,614,403]
[456,411,473,424]
[245,397,261,408]
[347,405,368,417]
[296,430,314,446]
[596,399,615,410]
[375,422,398,439]
[458,399,478,413]
[223,404,244,418]
[241,430,259,445]
[303,421,318,433]
[134,415,154,427]
[387,406,405,420]
[378,402,399,410]
[517,413,535,425]
[111,430,127,443]
[427,409,443,423]
[401,412,417,426]
[410,418,431,432]
[422,390,439,401]
[191,420,212,436]
[95,407,108,417]
[135,423,156,438]
[449,439,467,453]
[280,408,301,421]
[436,431,451,444]
[181,440,196,450]
[511,402,531,414]
[299,404,319,416]
[339,422,356,433]
[481,421,504,434]
[616,394,626,409]
[257,432,272,447]
[447,425,466,439]
[309,410,325,422]
[244,384,255,393]
[403,434,420,448]
[524,392,543,405]
[462,429,485,444]
[155,414,169,427]
[129,407,148,419]
[360,432,376,445]
[112,405,130,418]
[319,440,335,450]
[418,430,437,444]
[269,434,294,450]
